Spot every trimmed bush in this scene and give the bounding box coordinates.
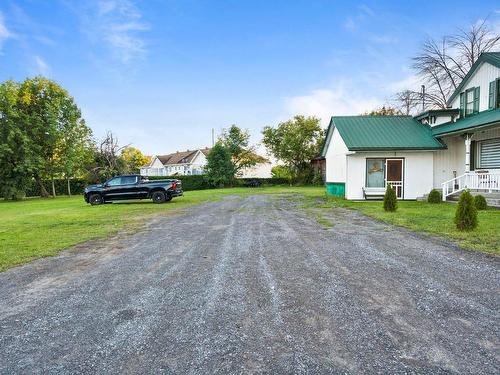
[383,185,397,212]
[474,194,487,210]
[455,190,478,231]
[427,189,442,203]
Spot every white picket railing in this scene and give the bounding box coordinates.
[441,172,500,201]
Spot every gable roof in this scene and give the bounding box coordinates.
[155,148,211,165]
[321,116,445,155]
[432,108,500,137]
[447,52,500,106]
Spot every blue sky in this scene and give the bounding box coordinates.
[0,1,499,155]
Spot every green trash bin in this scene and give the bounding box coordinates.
[325,182,345,197]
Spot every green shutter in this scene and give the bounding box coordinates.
[459,92,465,117]
[489,81,496,109]
[470,141,476,171]
[473,87,480,114]
[497,78,500,109]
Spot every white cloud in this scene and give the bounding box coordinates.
[284,85,381,125]
[344,17,356,31]
[82,0,150,63]
[0,12,11,52]
[368,35,399,44]
[34,55,51,76]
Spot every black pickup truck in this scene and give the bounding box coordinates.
[84,175,183,205]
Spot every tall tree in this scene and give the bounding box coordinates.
[204,142,235,187]
[56,119,94,195]
[120,146,150,174]
[16,77,88,196]
[219,125,266,175]
[262,115,324,182]
[396,19,500,111]
[0,80,34,199]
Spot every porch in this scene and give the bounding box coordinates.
[442,172,500,202]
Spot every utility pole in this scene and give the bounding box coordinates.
[211,128,215,147]
[421,85,425,111]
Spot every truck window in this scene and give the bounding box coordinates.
[107,177,122,186]
[121,176,138,185]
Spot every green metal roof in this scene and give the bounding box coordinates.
[447,52,500,106]
[321,116,446,155]
[431,108,500,136]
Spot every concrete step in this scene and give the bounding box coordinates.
[446,192,500,207]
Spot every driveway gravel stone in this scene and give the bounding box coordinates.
[0,194,499,374]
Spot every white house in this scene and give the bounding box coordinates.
[322,52,500,203]
[237,161,273,178]
[140,148,210,176]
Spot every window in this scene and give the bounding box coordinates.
[366,159,385,187]
[121,176,138,185]
[479,138,500,169]
[466,88,475,115]
[461,87,480,117]
[107,177,121,186]
[489,79,500,109]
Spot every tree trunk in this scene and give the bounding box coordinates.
[35,175,50,198]
[67,177,71,197]
[51,177,56,197]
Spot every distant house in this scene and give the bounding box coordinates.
[140,148,210,176]
[322,52,500,202]
[238,161,273,178]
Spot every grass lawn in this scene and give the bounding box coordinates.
[0,186,321,271]
[1,185,498,271]
[301,194,500,255]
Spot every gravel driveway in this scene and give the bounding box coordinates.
[0,194,499,374]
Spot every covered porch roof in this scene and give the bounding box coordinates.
[432,108,500,137]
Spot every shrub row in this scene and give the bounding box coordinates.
[10,175,292,198]
[15,179,87,198]
[149,175,290,190]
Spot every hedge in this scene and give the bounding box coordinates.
[149,175,290,190]
[8,175,292,198]
[20,179,87,198]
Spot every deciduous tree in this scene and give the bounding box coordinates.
[120,146,150,174]
[204,143,235,187]
[262,115,324,182]
[396,19,500,111]
[219,125,266,175]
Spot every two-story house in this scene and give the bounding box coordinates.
[140,148,210,176]
[321,52,500,204]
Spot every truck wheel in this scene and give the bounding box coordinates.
[89,193,103,205]
[152,191,166,204]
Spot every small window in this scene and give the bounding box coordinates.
[463,87,479,116]
[465,88,475,116]
[366,159,385,187]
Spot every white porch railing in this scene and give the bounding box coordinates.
[442,172,500,201]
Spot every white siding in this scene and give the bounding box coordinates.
[325,128,349,183]
[238,162,273,178]
[345,152,434,200]
[433,136,465,187]
[450,62,500,111]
